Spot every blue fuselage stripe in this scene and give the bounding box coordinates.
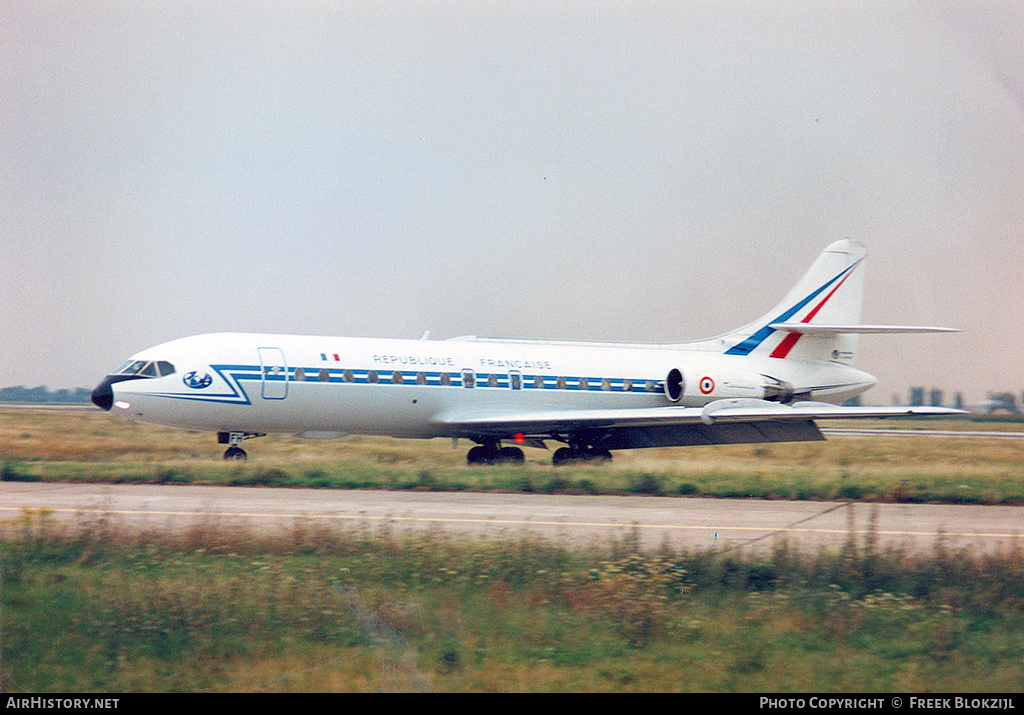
[160,365,668,404]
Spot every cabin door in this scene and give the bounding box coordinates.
[258,347,289,400]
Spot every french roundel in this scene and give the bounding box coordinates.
[699,376,715,395]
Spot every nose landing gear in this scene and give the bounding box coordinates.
[224,446,247,460]
[218,432,265,461]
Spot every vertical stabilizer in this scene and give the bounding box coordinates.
[721,239,866,365]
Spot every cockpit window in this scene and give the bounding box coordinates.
[113,360,175,378]
[116,360,147,376]
[156,361,175,377]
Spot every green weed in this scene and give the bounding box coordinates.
[2,509,1023,692]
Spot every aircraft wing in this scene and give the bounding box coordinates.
[437,399,963,450]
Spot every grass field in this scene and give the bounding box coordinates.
[2,408,1023,505]
[3,505,1024,692]
[2,407,1023,692]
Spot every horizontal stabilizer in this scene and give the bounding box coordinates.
[769,323,959,335]
[699,399,964,425]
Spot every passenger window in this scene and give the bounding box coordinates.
[645,380,657,392]
[417,372,427,385]
[343,369,354,382]
[487,374,498,388]
[578,377,589,391]
[440,372,451,386]
[368,370,379,384]
[462,370,475,388]
[319,368,330,382]
[392,371,403,384]
[534,376,544,389]
[510,373,522,389]
[623,379,633,392]
[294,368,306,382]
[601,378,611,391]
[556,377,567,390]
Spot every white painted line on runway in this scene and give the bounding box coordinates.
[4,505,1022,542]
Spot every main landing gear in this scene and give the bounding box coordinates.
[552,446,613,466]
[218,432,265,461]
[466,439,525,465]
[465,437,613,466]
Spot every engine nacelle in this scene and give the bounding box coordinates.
[663,366,800,404]
[664,368,685,402]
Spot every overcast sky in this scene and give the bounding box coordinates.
[3,1,1022,404]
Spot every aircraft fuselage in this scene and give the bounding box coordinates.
[96,332,875,438]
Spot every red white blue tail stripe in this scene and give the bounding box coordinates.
[724,259,862,357]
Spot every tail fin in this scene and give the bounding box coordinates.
[722,239,867,365]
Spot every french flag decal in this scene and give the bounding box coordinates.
[321,353,341,362]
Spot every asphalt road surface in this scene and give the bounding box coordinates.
[3,482,1021,554]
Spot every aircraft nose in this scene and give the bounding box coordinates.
[91,378,114,411]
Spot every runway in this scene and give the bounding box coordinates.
[3,481,1021,554]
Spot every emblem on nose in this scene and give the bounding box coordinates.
[183,371,213,389]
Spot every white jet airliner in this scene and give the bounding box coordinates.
[91,240,959,464]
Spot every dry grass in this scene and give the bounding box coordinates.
[3,506,1023,692]
[2,408,1023,504]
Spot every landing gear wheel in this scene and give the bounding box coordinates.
[467,444,526,465]
[467,445,492,464]
[498,446,525,464]
[223,446,247,461]
[552,446,612,466]
[552,447,574,466]
[218,431,264,461]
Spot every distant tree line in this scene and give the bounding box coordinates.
[0,386,92,404]
[977,391,1024,414]
[907,387,950,408]
[906,387,1024,414]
